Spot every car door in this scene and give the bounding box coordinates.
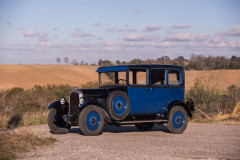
[149,68,170,113]
[128,68,150,114]
[167,69,184,104]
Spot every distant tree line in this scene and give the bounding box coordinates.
[56,54,240,70]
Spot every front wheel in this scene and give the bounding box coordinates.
[79,105,105,136]
[167,106,188,134]
[48,108,70,134]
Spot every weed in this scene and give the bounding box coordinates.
[0,130,56,160]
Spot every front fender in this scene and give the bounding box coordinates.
[48,101,61,109]
[48,100,69,113]
[80,100,111,123]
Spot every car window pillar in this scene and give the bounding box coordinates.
[115,72,119,84]
[98,73,102,87]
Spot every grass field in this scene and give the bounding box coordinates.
[0,65,240,91]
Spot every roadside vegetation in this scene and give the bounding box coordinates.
[186,79,240,122]
[0,130,56,160]
[0,80,239,129]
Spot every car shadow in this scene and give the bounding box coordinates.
[68,124,170,135]
[103,124,170,134]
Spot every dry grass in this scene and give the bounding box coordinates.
[0,130,56,160]
[190,118,240,126]
[0,65,240,90]
[0,112,48,129]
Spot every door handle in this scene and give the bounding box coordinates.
[168,88,171,91]
[151,88,155,91]
[146,88,149,91]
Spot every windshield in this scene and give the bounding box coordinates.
[100,71,127,87]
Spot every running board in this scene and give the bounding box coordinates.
[116,119,168,125]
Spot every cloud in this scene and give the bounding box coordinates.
[71,32,92,37]
[24,30,38,37]
[38,33,47,38]
[23,30,48,40]
[218,24,240,37]
[172,24,189,29]
[156,41,176,48]
[124,33,156,41]
[134,9,141,14]
[146,24,162,31]
[94,22,101,26]
[118,28,137,32]
[75,27,82,31]
[165,32,209,42]
[53,27,58,31]
[106,28,116,32]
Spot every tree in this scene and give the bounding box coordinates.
[130,58,142,64]
[56,57,61,65]
[98,59,103,66]
[71,59,78,65]
[122,61,127,64]
[80,61,84,65]
[63,57,69,65]
[116,60,121,65]
[101,60,112,66]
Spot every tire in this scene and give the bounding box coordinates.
[167,106,188,134]
[79,105,105,136]
[106,91,130,120]
[48,108,70,134]
[135,123,155,131]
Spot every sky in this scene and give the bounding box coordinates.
[0,0,240,64]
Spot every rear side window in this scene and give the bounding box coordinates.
[150,69,166,86]
[168,70,181,85]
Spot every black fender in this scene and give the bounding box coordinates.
[80,100,111,123]
[164,101,192,118]
[48,100,69,114]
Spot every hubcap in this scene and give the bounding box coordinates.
[112,96,127,115]
[86,111,101,131]
[172,111,185,129]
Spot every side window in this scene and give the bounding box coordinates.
[129,69,147,85]
[168,69,181,85]
[150,69,166,86]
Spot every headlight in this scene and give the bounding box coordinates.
[79,98,85,105]
[60,98,66,105]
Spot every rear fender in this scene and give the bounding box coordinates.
[165,101,192,118]
[80,100,111,123]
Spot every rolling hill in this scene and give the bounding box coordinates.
[0,65,239,91]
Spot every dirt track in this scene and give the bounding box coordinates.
[18,124,240,160]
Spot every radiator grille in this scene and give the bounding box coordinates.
[70,92,79,106]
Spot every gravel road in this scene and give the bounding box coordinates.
[18,124,240,160]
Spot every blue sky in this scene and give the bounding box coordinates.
[0,0,240,64]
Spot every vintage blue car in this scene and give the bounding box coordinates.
[48,64,194,136]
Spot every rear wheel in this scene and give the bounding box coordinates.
[48,108,70,134]
[135,123,155,131]
[167,106,188,134]
[79,105,105,136]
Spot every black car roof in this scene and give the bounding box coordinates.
[96,64,184,72]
